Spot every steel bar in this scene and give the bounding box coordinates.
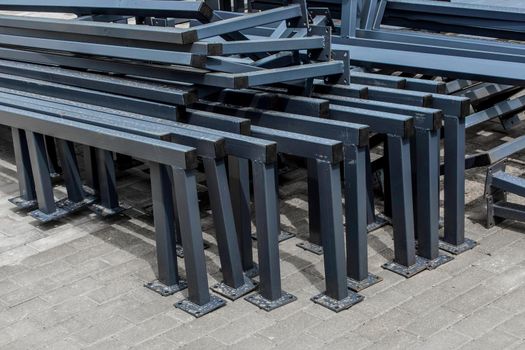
[9,128,36,208]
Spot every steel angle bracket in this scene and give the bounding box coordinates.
[311,291,364,312]
[308,7,335,29]
[210,276,258,301]
[287,0,310,28]
[29,195,96,223]
[347,273,383,292]
[307,26,331,62]
[324,50,350,85]
[145,279,188,297]
[382,256,428,278]
[175,295,226,318]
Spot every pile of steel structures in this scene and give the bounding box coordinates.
[0,0,524,318]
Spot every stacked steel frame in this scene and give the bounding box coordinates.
[0,0,524,319]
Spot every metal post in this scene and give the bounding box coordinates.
[228,156,257,276]
[297,158,323,255]
[83,145,98,192]
[312,160,364,311]
[56,139,84,203]
[44,135,61,177]
[91,149,126,216]
[245,161,296,311]
[145,162,187,296]
[382,135,427,278]
[9,127,37,209]
[414,129,453,268]
[173,167,226,317]
[25,131,56,214]
[345,144,382,291]
[440,116,477,254]
[204,157,256,300]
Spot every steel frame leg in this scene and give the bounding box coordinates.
[440,116,476,254]
[9,128,37,209]
[172,167,226,317]
[203,158,257,300]
[414,129,453,269]
[382,135,427,278]
[311,160,364,312]
[245,161,296,311]
[83,146,98,192]
[44,135,61,178]
[54,139,97,215]
[228,156,258,277]
[297,158,324,255]
[365,145,389,232]
[25,131,67,221]
[145,163,188,296]
[89,149,127,216]
[345,145,382,291]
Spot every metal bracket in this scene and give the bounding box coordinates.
[426,254,454,270]
[175,295,226,318]
[438,238,477,255]
[347,273,383,292]
[144,279,187,297]
[8,196,38,210]
[311,291,364,312]
[382,256,428,278]
[29,195,96,222]
[307,25,331,62]
[296,241,323,255]
[324,50,350,85]
[245,291,296,311]
[252,230,296,243]
[210,276,258,301]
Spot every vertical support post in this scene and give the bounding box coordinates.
[44,136,61,177]
[228,156,257,276]
[245,161,296,311]
[440,116,477,254]
[414,129,453,268]
[9,128,37,209]
[382,135,427,278]
[204,158,256,300]
[56,139,85,203]
[25,131,57,215]
[83,146,98,192]
[341,0,358,38]
[173,167,226,317]
[312,160,363,312]
[145,162,187,296]
[90,149,126,216]
[297,158,324,255]
[365,145,388,231]
[345,145,382,291]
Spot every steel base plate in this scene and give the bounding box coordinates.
[347,273,383,292]
[8,196,38,210]
[245,291,296,311]
[175,242,209,258]
[382,256,428,278]
[252,230,296,243]
[89,202,130,217]
[311,291,364,312]
[367,213,390,232]
[144,279,187,296]
[29,196,96,222]
[426,254,454,270]
[210,277,258,301]
[175,294,226,318]
[296,241,323,255]
[244,264,259,279]
[439,238,477,255]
